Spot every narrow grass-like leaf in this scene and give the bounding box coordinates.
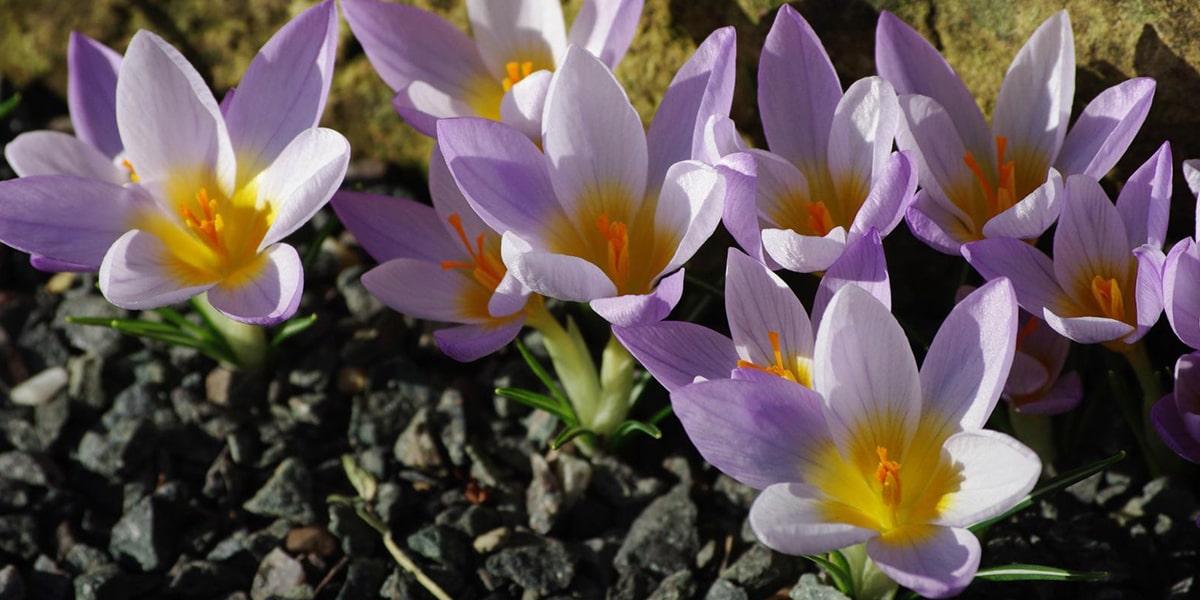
[610,419,662,442]
[515,338,572,409]
[271,314,318,347]
[152,306,212,339]
[341,454,378,502]
[646,404,673,426]
[496,388,577,424]
[973,564,1108,582]
[0,93,20,119]
[970,451,1125,533]
[551,425,595,450]
[803,552,855,596]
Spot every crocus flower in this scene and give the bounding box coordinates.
[720,5,915,273]
[437,30,734,327]
[1003,311,1082,414]
[331,148,529,361]
[672,280,1040,598]
[0,2,347,325]
[962,143,1170,346]
[1162,160,1200,349]
[877,10,1155,254]
[342,0,643,137]
[1151,352,1200,463]
[613,232,889,391]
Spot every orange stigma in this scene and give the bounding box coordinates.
[121,158,140,183]
[595,213,630,288]
[805,201,836,237]
[502,61,536,92]
[1090,276,1125,321]
[963,136,1017,218]
[736,331,799,383]
[440,213,506,291]
[875,446,902,509]
[180,188,224,252]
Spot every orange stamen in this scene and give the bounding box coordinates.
[1090,276,1125,321]
[963,136,1017,218]
[120,158,140,183]
[736,331,797,382]
[875,446,902,509]
[595,213,630,288]
[502,61,536,92]
[439,213,506,291]
[805,201,835,237]
[181,188,223,251]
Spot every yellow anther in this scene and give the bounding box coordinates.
[595,213,630,289]
[502,61,536,92]
[736,331,799,382]
[440,213,506,291]
[875,446,903,510]
[121,158,140,183]
[1090,276,1125,321]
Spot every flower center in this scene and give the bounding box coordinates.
[805,201,835,238]
[502,60,536,92]
[1090,275,1125,321]
[963,135,1017,219]
[596,213,630,289]
[736,330,812,386]
[440,213,506,291]
[875,446,903,527]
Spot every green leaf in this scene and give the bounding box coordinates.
[646,404,673,426]
[971,451,1125,533]
[65,314,239,364]
[514,338,572,409]
[551,425,595,450]
[496,388,578,424]
[270,314,318,347]
[151,307,213,340]
[973,564,1108,583]
[803,552,855,596]
[341,454,378,502]
[609,419,662,442]
[0,93,20,119]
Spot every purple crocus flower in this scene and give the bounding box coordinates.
[672,280,1039,598]
[1151,352,1200,463]
[332,148,530,362]
[963,143,1170,346]
[0,2,347,325]
[342,0,643,137]
[437,29,735,327]
[613,231,890,391]
[1004,311,1082,414]
[1162,160,1200,349]
[720,5,915,273]
[877,11,1155,254]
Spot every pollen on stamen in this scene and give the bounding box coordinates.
[440,213,505,291]
[595,214,630,289]
[181,188,224,251]
[963,136,1018,218]
[875,446,902,509]
[1090,275,1125,321]
[805,202,835,237]
[736,331,799,383]
[502,60,536,92]
[120,158,140,183]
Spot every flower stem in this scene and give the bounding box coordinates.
[592,332,636,437]
[1121,340,1179,477]
[192,293,268,371]
[525,301,601,427]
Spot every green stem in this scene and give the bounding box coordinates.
[525,301,601,428]
[192,293,268,371]
[1121,340,1177,477]
[592,332,636,437]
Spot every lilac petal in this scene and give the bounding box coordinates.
[341,0,493,99]
[467,0,566,80]
[921,278,1018,431]
[671,378,831,489]
[980,169,1063,240]
[895,94,977,226]
[876,12,991,162]
[1174,353,1200,421]
[499,70,552,141]
[219,87,236,115]
[330,191,460,264]
[1164,239,1200,349]
[1005,351,1050,397]
[67,32,123,158]
[658,161,725,275]
[762,227,847,274]
[905,193,972,255]
[1015,371,1082,415]
[961,238,1071,320]
[750,483,876,555]
[0,175,145,269]
[225,0,339,174]
[867,526,980,599]
[935,429,1041,526]
[725,249,813,372]
[1186,159,1200,240]
[207,243,303,325]
[362,257,482,323]
[815,285,921,462]
[1116,142,1171,249]
[646,26,736,187]
[117,31,234,191]
[99,230,214,309]
[437,118,559,240]
[393,83,476,137]
[1042,310,1134,345]
[259,128,350,247]
[612,321,737,392]
[1055,78,1155,179]
[543,47,647,212]
[748,148,809,229]
[758,5,840,169]
[505,233,617,301]
[1053,175,1133,301]
[30,255,96,273]
[428,142,492,240]
[488,271,530,318]
[567,0,643,68]
[590,269,684,326]
[993,11,1073,176]
[1129,245,1164,343]
[717,152,766,263]
[850,150,916,237]
[828,76,899,194]
[811,229,889,329]
[433,319,525,363]
[700,114,747,164]
[1152,393,1200,463]
[4,131,127,183]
